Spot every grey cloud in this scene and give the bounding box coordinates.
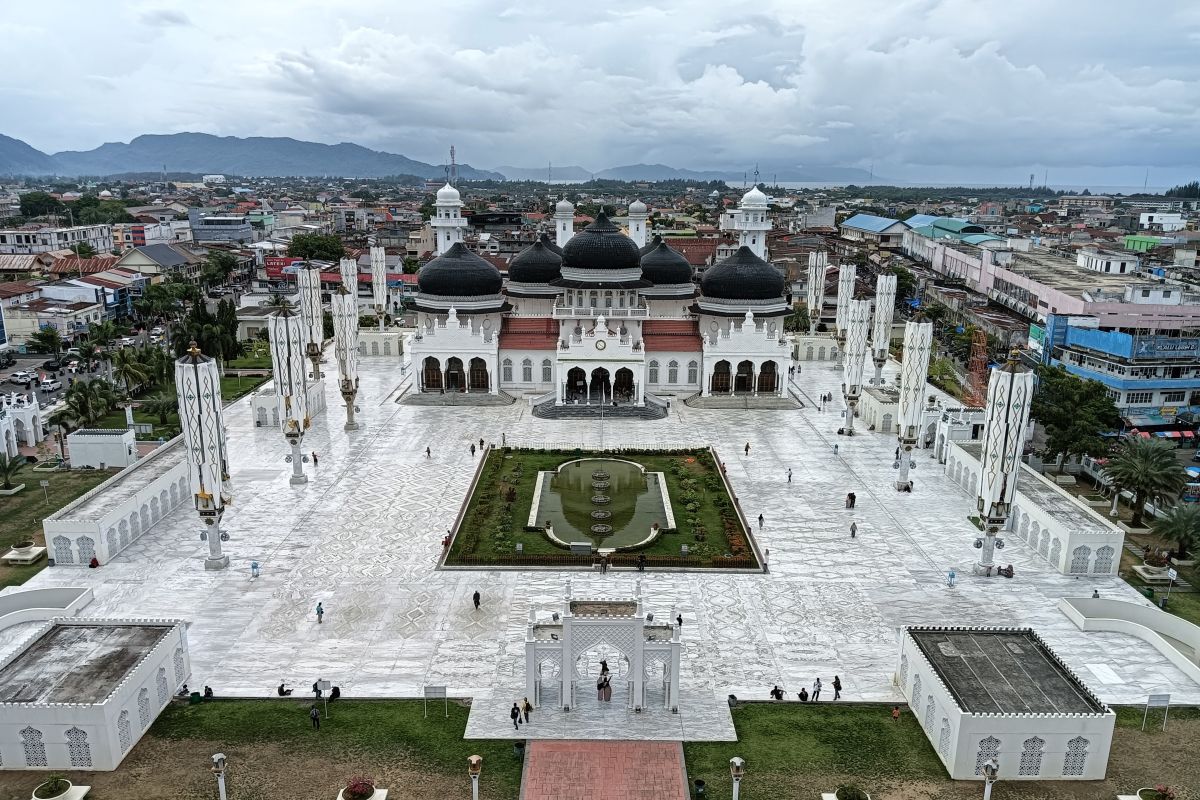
[139,9,191,27]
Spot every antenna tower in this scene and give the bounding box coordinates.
[449,145,458,186]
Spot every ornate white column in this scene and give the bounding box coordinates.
[806,251,827,335]
[841,299,871,436]
[871,273,897,385]
[895,319,932,491]
[268,309,310,485]
[175,342,232,570]
[975,353,1033,575]
[370,246,388,332]
[297,262,325,379]
[332,257,361,431]
[834,264,855,368]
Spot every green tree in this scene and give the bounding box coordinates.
[19,191,64,218]
[110,346,151,398]
[265,294,293,310]
[46,408,76,461]
[202,251,240,287]
[26,326,64,356]
[286,233,345,261]
[0,453,25,491]
[71,242,98,258]
[64,379,118,426]
[1103,438,1188,528]
[1031,365,1120,464]
[350,189,376,202]
[140,393,179,426]
[1153,503,1200,560]
[402,256,419,274]
[784,306,810,332]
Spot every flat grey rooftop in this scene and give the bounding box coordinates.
[910,628,1106,715]
[0,624,172,704]
[51,441,184,522]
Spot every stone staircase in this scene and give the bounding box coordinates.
[532,399,667,420]
[402,390,516,407]
[684,393,800,410]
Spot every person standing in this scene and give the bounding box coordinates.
[676,613,683,628]
[848,492,856,508]
[744,442,751,456]
[522,697,533,723]
[311,451,319,467]
[812,678,822,701]
[473,590,481,610]
[891,705,901,722]
[947,569,956,588]
[510,702,521,730]
[637,553,646,572]
[787,468,792,483]
[833,443,839,455]
[425,446,431,458]
[849,521,857,539]
[310,704,321,730]
[757,513,764,529]
[479,437,484,450]
[832,675,842,700]
[769,685,784,701]
[470,443,476,457]
[316,602,324,624]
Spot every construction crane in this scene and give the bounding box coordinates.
[965,329,989,406]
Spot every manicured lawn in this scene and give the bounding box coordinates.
[0,466,117,587]
[220,374,269,402]
[96,406,180,439]
[1118,543,1200,627]
[446,447,756,567]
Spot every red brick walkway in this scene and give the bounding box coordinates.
[522,740,688,800]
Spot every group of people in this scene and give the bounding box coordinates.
[817,392,835,411]
[770,676,842,702]
[509,698,534,728]
[596,659,613,702]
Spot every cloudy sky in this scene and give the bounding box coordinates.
[4,0,1200,186]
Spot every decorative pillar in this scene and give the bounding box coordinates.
[895,318,933,491]
[297,262,324,379]
[268,309,310,485]
[974,352,1033,575]
[806,251,827,335]
[370,246,388,332]
[332,260,361,431]
[871,273,897,385]
[175,342,232,570]
[841,299,871,436]
[834,264,855,368]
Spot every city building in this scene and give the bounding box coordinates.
[187,209,256,244]
[0,224,113,256]
[110,221,191,252]
[2,298,104,347]
[839,213,909,248]
[1139,212,1186,233]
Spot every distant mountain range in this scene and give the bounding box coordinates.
[493,161,876,183]
[0,132,503,180]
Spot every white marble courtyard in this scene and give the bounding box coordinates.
[5,357,1198,733]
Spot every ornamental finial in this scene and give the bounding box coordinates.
[187,341,202,357]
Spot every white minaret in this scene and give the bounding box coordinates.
[296,261,324,380]
[175,342,232,570]
[370,245,388,331]
[268,309,310,485]
[975,353,1034,574]
[841,298,872,436]
[554,198,575,248]
[627,200,649,248]
[430,183,466,255]
[834,264,856,368]
[806,251,827,335]
[895,318,932,491]
[870,274,897,384]
[332,258,361,431]
[735,186,771,259]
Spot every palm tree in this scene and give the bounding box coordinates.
[64,379,118,427]
[110,347,151,396]
[141,393,178,426]
[0,453,25,491]
[1103,438,1188,528]
[265,294,293,310]
[1153,503,1200,560]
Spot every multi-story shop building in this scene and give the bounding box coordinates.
[0,224,113,255]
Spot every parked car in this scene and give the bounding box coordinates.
[8,371,34,386]
[38,379,62,392]
[1192,449,1200,462]
[150,326,164,335]
[117,337,137,347]
[41,359,64,371]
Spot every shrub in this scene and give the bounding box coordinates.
[835,786,869,800]
[342,776,376,800]
[34,775,70,799]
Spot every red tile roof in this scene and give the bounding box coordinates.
[499,317,559,350]
[662,238,718,267]
[642,319,702,352]
[49,256,119,275]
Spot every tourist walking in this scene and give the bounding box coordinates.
[637,553,646,572]
[812,678,822,701]
[833,675,842,700]
[833,443,839,455]
[510,702,521,729]
[470,443,476,457]
[250,561,260,578]
[479,438,484,450]
[849,521,857,539]
[316,602,324,624]
[522,697,533,723]
[744,442,751,456]
[758,513,764,529]
[473,590,481,610]
[425,446,431,458]
[311,451,318,467]
[787,468,792,483]
[310,705,321,729]
[947,569,956,588]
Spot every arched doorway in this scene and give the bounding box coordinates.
[734,360,754,393]
[590,367,611,404]
[757,361,777,394]
[576,644,629,707]
[614,368,634,402]
[567,367,587,402]
[711,360,731,394]
[422,357,443,391]
[468,357,489,391]
[445,357,465,391]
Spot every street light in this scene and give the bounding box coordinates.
[981,758,998,800]
[210,753,228,800]
[729,757,745,800]
[467,754,482,800]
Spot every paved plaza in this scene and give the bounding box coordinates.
[4,357,1198,736]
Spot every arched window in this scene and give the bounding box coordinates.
[502,358,512,382]
[66,727,91,768]
[604,291,613,308]
[1093,546,1114,573]
[648,360,659,384]
[687,361,698,384]
[899,654,909,688]
[21,727,46,767]
[976,736,1001,775]
[912,674,922,706]
[1018,736,1044,776]
[1063,737,1089,776]
[118,710,132,752]
[522,358,533,382]
[667,360,678,383]
[1070,545,1091,574]
[138,688,152,729]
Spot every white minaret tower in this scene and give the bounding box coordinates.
[430,183,466,255]
[332,257,361,431]
[975,352,1033,575]
[175,342,232,570]
[627,200,649,248]
[841,298,871,436]
[834,264,856,368]
[735,186,771,259]
[895,318,932,491]
[554,198,575,248]
[870,273,897,385]
[268,309,310,485]
[806,251,827,335]
[370,245,388,331]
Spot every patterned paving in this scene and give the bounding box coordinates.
[3,357,1198,743]
[521,741,688,800]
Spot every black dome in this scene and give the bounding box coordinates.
[700,246,784,300]
[640,241,692,285]
[508,240,562,284]
[417,242,502,297]
[539,232,563,256]
[638,233,664,257]
[561,212,641,271]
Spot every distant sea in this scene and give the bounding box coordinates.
[753,181,1174,195]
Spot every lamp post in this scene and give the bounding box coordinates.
[980,758,998,800]
[210,753,228,800]
[467,754,482,800]
[1110,486,1121,517]
[841,298,871,436]
[268,309,310,485]
[974,351,1032,575]
[332,260,362,431]
[729,757,745,800]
